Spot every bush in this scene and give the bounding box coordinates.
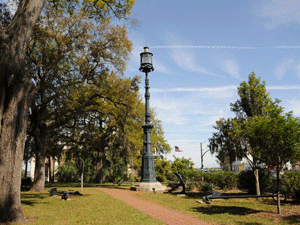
[155,158,172,182]
[186,181,199,191]
[281,171,300,202]
[56,161,79,182]
[238,169,272,194]
[184,171,238,191]
[215,171,238,190]
[200,182,214,195]
[185,170,203,182]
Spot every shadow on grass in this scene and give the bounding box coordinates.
[45,182,135,190]
[166,191,253,200]
[282,214,300,224]
[21,193,49,206]
[236,222,262,225]
[192,205,262,216]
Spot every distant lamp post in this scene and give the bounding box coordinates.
[139,47,156,182]
[131,47,166,191]
[200,142,210,172]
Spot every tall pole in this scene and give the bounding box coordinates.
[133,46,166,191]
[200,143,203,172]
[200,142,210,172]
[141,72,156,182]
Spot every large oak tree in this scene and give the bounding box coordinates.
[0,0,134,222]
[0,0,45,222]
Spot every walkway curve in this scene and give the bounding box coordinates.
[99,188,213,225]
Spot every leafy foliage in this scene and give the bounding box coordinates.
[238,169,272,194]
[245,109,300,171]
[209,118,243,171]
[0,3,12,27]
[155,158,172,182]
[56,161,79,183]
[24,0,167,186]
[281,171,300,202]
[171,157,194,178]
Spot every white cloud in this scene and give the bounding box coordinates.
[163,32,210,75]
[274,46,300,49]
[152,85,237,93]
[275,58,295,80]
[285,99,300,116]
[257,0,300,29]
[171,49,209,74]
[153,60,170,74]
[151,88,235,128]
[152,45,257,49]
[295,63,300,78]
[220,59,240,79]
[268,85,300,90]
[152,86,237,102]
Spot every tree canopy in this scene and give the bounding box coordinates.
[209,72,297,196]
[0,0,136,222]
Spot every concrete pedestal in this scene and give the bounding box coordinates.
[131,182,167,192]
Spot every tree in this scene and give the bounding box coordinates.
[155,158,172,182]
[171,157,194,177]
[152,116,171,157]
[60,73,171,183]
[26,0,133,191]
[0,0,135,222]
[245,106,300,213]
[0,0,45,222]
[209,118,243,171]
[230,72,276,196]
[210,72,277,196]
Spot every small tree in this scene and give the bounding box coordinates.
[209,118,243,171]
[171,157,194,179]
[245,107,300,214]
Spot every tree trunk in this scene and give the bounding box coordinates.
[30,126,46,192]
[24,157,28,178]
[0,77,34,223]
[0,0,45,221]
[49,156,52,182]
[254,168,261,196]
[52,157,56,182]
[276,168,281,214]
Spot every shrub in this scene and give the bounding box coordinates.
[185,171,238,190]
[215,171,238,190]
[171,157,194,179]
[238,169,272,194]
[186,181,199,191]
[201,172,217,185]
[185,170,203,182]
[155,158,172,182]
[56,161,79,182]
[281,171,300,202]
[200,182,214,195]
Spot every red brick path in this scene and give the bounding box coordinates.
[100,188,213,225]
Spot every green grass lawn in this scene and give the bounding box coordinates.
[133,191,300,225]
[20,184,300,225]
[21,187,163,225]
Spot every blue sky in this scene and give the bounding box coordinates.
[124,0,300,168]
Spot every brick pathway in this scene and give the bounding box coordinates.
[100,188,213,225]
